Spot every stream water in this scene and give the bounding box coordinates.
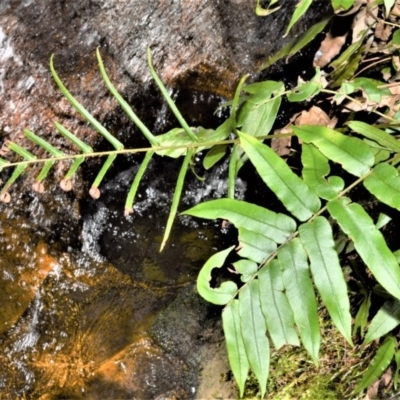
[0,89,245,399]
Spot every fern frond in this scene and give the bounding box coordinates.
[185,119,400,394]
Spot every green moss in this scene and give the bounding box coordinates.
[268,372,341,400]
[240,310,371,399]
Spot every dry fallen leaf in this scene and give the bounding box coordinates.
[343,84,400,116]
[314,32,347,68]
[352,5,378,43]
[387,83,400,95]
[271,136,291,157]
[295,106,338,128]
[314,1,379,69]
[374,19,393,41]
[391,0,400,16]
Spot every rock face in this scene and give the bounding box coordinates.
[0,0,331,152]
[0,2,332,398]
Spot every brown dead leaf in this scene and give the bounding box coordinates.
[271,136,291,157]
[314,33,347,68]
[391,0,400,16]
[387,83,400,95]
[375,20,393,41]
[343,97,377,112]
[295,106,338,128]
[352,6,377,43]
[344,84,400,116]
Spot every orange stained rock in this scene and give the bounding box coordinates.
[20,241,57,288]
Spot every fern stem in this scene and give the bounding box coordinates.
[228,144,239,198]
[231,74,249,133]
[0,134,292,170]
[124,150,154,215]
[0,139,234,168]
[160,148,193,252]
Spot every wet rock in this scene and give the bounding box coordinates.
[0,0,331,221]
[196,319,238,399]
[0,2,334,398]
[0,0,331,152]
[0,246,192,399]
[85,337,190,400]
[151,284,223,396]
[83,158,225,283]
[0,220,57,334]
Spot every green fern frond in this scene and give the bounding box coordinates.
[0,49,238,249]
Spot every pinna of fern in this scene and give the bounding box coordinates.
[0,47,235,250]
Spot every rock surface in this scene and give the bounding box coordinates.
[0,0,331,152]
[0,1,333,398]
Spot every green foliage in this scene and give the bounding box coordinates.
[223,299,250,398]
[278,238,321,366]
[255,0,355,37]
[299,217,352,345]
[3,43,400,397]
[196,246,237,305]
[285,0,313,37]
[328,198,400,300]
[239,131,321,221]
[293,125,374,177]
[301,143,344,200]
[355,336,397,393]
[0,48,233,249]
[260,17,330,69]
[184,69,400,396]
[353,294,371,337]
[286,68,323,102]
[2,1,400,396]
[255,0,281,16]
[239,280,270,398]
[364,299,400,344]
[259,260,300,349]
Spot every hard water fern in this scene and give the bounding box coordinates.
[2,48,400,398]
[1,2,400,394]
[0,48,233,250]
[184,89,400,396]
